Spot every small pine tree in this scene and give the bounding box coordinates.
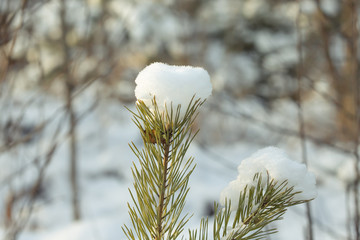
[123,63,316,240]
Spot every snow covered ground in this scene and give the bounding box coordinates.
[0,83,353,240]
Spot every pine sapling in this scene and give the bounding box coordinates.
[123,63,317,240]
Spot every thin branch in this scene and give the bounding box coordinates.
[60,0,80,221]
[206,101,353,155]
[196,140,237,171]
[314,0,341,85]
[349,0,360,238]
[5,140,57,240]
[295,5,314,239]
[156,140,171,240]
[303,75,356,122]
[290,206,347,240]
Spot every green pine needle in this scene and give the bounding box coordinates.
[124,97,314,240]
[123,97,204,240]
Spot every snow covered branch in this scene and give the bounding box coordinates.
[124,63,317,240]
[123,63,212,240]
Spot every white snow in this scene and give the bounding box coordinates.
[220,147,317,211]
[134,62,212,117]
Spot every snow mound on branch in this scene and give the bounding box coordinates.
[134,62,212,117]
[220,147,317,211]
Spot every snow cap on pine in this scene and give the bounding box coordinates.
[220,147,317,211]
[134,62,212,117]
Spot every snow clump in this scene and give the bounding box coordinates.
[134,62,212,118]
[220,147,317,211]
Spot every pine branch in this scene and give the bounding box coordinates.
[191,172,313,240]
[156,138,170,240]
[123,97,204,240]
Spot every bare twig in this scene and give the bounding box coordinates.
[313,0,340,85]
[295,5,314,240]
[349,0,360,238]
[4,141,58,240]
[2,94,68,239]
[303,75,356,122]
[207,100,353,155]
[60,0,81,221]
[290,207,347,240]
[345,185,353,240]
[196,140,238,171]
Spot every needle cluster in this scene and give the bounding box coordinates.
[123,97,204,240]
[190,173,312,240]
